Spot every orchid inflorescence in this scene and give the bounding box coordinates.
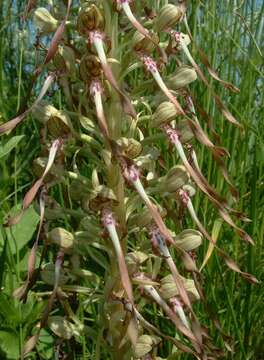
[0,0,258,359]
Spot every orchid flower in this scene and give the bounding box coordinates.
[117,0,150,40]
[123,164,175,244]
[141,55,184,114]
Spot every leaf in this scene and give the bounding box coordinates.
[48,316,74,339]
[0,330,20,359]
[2,205,40,254]
[0,135,24,159]
[0,227,8,287]
[200,219,223,270]
[0,74,55,135]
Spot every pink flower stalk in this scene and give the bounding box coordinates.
[141,55,184,114]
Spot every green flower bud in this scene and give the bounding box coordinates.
[135,335,161,358]
[175,118,194,143]
[117,137,143,159]
[47,228,75,252]
[81,185,118,212]
[41,263,68,286]
[161,274,200,301]
[77,4,105,35]
[34,7,59,34]
[32,157,64,182]
[47,109,74,137]
[43,196,63,220]
[126,251,148,274]
[167,65,197,90]
[152,101,180,127]
[155,4,182,32]
[159,165,189,193]
[48,316,75,339]
[131,30,159,53]
[53,45,76,77]
[174,229,203,251]
[128,205,167,229]
[79,54,102,83]
[32,101,58,124]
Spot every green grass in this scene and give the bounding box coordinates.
[0,0,263,359]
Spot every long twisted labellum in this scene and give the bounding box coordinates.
[89,31,136,118]
[183,17,240,93]
[44,0,72,65]
[190,95,221,144]
[164,125,226,205]
[23,139,61,209]
[124,302,197,356]
[23,250,65,356]
[164,125,252,242]
[124,164,175,245]
[119,0,167,63]
[13,188,46,300]
[172,298,190,330]
[186,117,239,198]
[143,285,202,354]
[102,209,134,305]
[120,0,151,40]
[151,226,204,346]
[150,227,193,310]
[102,209,138,345]
[6,139,61,227]
[173,32,241,128]
[181,190,257,283]
[0,73,55,135]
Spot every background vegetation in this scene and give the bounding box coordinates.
[0,0,263,359]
